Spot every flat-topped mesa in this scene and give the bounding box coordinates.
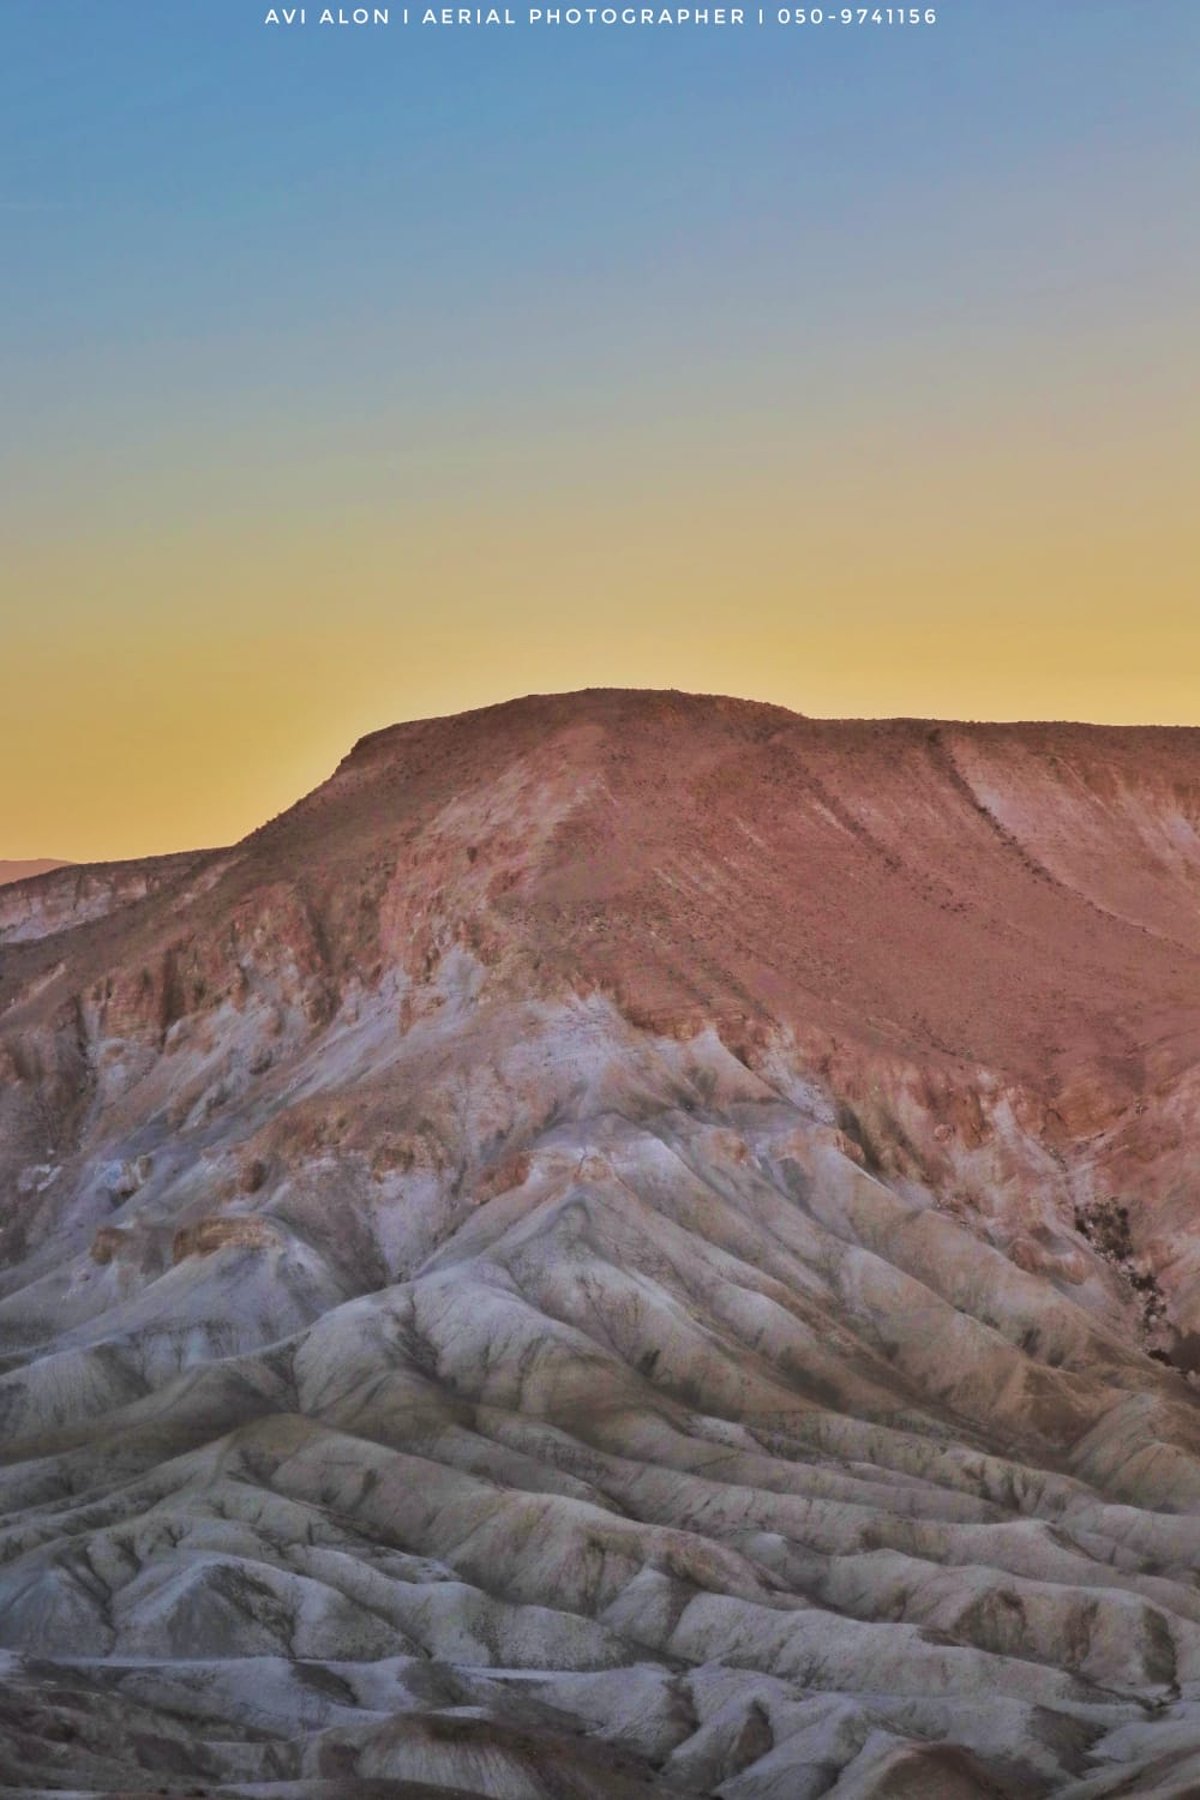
[4,688,1200,1127]
[334,686,808,768]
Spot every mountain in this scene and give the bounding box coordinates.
[2,688,1200,1798]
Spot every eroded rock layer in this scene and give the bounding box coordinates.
[2,689,1200,1798]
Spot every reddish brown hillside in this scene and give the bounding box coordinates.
[8,688,1197,1089]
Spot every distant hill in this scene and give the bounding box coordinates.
[0,858,70,887]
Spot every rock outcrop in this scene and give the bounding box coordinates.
[2,688,1200,1797]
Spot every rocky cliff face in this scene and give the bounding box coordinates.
[2,689,1200,1798]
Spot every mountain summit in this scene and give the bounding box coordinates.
[3,688,1200,1797]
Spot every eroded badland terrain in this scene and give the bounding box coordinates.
[3,689,1200,1798]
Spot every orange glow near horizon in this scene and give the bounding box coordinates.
[4,473,1197,863]
[4,376,1199,861]
[4,343,1197,860]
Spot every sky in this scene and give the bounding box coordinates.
[1,0,1197,861]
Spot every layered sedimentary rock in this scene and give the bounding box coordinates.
[2,689,1200,1797]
